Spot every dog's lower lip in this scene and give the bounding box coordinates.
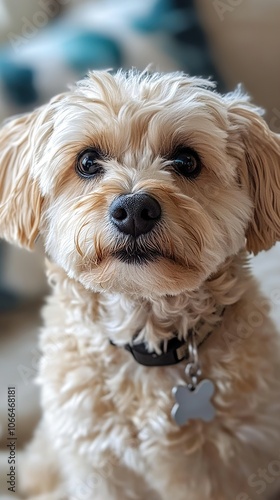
[113,249,161,265]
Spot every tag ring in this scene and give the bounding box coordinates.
[185,331,201,390]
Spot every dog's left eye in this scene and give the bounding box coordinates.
[171,148,201,179]
[76,149,104,179]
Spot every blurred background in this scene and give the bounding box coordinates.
[0,0,280,495]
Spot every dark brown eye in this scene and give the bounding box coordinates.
[171,147,201,179]
[76,149,104,179]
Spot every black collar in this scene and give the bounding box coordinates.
[109,308,225,367]
[110,335,189,367]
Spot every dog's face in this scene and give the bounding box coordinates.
[0,71,280,298]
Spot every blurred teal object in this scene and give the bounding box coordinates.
[0,290,19,311]
[135,0,188,32]
[0,243,19,311]
[0,58,37,105]
[134,0,224,90]
[63,32,122,73]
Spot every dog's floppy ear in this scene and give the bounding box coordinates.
[0,110,44,249]
[227,96,280,254]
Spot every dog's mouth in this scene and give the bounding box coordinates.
[113,247,162,265]
[111,239,175,265]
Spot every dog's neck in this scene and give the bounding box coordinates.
[99,252,248,352]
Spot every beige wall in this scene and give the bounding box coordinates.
[196,0,280,131]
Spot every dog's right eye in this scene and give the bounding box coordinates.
[76,149,104,179]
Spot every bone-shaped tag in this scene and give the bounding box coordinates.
[171,379,215,426]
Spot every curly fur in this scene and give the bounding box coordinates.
[1,70,280,500]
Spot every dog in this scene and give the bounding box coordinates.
[1,70,280,500]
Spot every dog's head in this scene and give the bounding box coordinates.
[0,71,279,297]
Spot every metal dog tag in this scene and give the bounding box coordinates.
[171,379,215,426]
[171,330,216,426]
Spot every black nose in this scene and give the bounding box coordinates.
[109,193,161,237]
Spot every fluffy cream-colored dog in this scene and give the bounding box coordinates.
[1,70,280,500]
